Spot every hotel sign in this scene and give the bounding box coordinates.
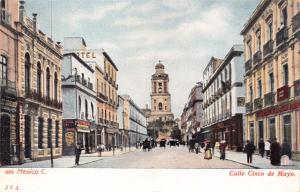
[277,85,289,102]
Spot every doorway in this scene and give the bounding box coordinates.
[0,114,11,165]
[24,115,31,159]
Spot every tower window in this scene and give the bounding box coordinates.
[158,103,162,111]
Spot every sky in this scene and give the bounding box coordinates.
[25,0,260,118]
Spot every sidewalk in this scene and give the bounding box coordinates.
[3,147,137,168]
[214,150,300,169]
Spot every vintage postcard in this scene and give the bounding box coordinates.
[0,0,299,191]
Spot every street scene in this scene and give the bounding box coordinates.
[0,0,300,170]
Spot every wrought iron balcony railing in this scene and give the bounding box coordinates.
[263,40,273,57]
[245,58,252,72]
[254,97,263,110]
[264,92,275,106]
[253,51,262,65]
[276,27,288,46]
[293,12,300,33]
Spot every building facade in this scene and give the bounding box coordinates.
[120,95,147,146]
[62,53,97,155]
[180,82,204,143]
[17,2,63,162]
[64,37,119,149]
[202,45,245,151]
[241,0,300,160]
[0,0,19,165]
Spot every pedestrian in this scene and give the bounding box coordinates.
[75,143,82,166]
[270,138,281,166]
[264,140,270,159]
[204,142,212,160]
[195,142,199,154]
[219,140,226,160]
[281,139,292,166]
[214,139,220,156]
[258,138,265,158]
[244,140,256,164]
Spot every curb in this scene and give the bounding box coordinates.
[213,154,260,169]
[70,158,103,168]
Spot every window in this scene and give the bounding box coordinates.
[48,119,52,148]
[154,99,156,103]
[91,103,94,119]
[283,115,291,144]
[38,117,44,149]
[164,82,167,93]
[250,122,254,142]
[78,96,81,115]
[256,30,261,51]
[269,118,276,140]
[46,68,50,98]
[249,86,253,102]
[281,7,287,27]
[267,20,273,40]
[158,103,162,111]
[25,53,30,94]
[258,80,262,98]
[85,99,88,120]
[283,64,288,86]
[37,62,42,96]
[269,73,274,92]
[0,55,7,84]
[55,120,59,148]
[165,106,167,110]
[247,41,252,59]
[158,82,162,93]
[54,72,58,100]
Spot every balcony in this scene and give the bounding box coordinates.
[263,40,273,57]
[254,98,263,110]
[293,12,300,33]
[104,73,108,80]
[264,92,275,106]
[277,85,289,102]
[97,92,108,101]
[253,51,262,66]
[276,27,288,46]
[87,82,93,90]
[245,102,253,113]
[25,89,62,109]
[245,58,252,72]
[0,78,17,100]
[1,10,11,25]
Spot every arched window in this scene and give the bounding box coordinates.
[0,55,7,83]
[91,103,94,119]
[78,96,81,115]
[158,102,162,111]
[46,68,50,98]
[37,62,42,96]
[54,72,58,100]
[85,99,88,120]
[25,53,31,94]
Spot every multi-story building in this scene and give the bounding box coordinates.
[202,45,245,151]
[241,0,300,160]
[17,2,63,162]
[0,0,19,165]
[64,37,119,149]
[180,82,204,142]
[120,95,147,146]
[62,53,97,155]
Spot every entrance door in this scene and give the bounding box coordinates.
[283,115,291,144]
[258,121,264,140]
[250,122,254,143]
[24,115,31,159]
[0,114,11,165]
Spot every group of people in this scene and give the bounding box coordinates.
[188,139,227,160]
[245,138,292,166]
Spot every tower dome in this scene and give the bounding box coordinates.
[155,60,164,69]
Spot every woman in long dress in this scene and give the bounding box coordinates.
[204,142,212,160]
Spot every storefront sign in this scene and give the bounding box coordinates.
[256,100,300,118]
[294,80,300,97]
[63,119,76,128]
[77,120,90,129]
[76,51,96,59]
[277,85,289,102]
[65,132,75,146]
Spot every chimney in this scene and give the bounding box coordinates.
[32,13,37,33]
[19,1,25,23]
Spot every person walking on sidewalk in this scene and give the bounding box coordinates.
[258,138,265,158]
[75,143,82,166]
[219,140,226,160]
[204,142,212,160]
[264,140,270,159]
[270,138,281,166]
[244,140,256,164]
[280,139,291,166]
[214,139,220,156]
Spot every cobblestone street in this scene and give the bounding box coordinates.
[77,146,251,168]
